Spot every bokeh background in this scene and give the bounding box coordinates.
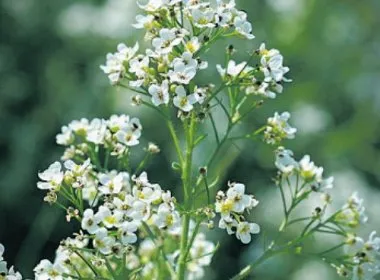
[1,0,380,279]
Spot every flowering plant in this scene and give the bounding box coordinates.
[1,0,379,280]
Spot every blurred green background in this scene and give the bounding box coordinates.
[1,0,380,279]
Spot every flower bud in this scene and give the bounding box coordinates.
[131,95,142,106]
[148,142,160,154]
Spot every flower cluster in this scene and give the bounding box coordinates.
[273,146,380,279]
[137,0,254,39]
[0,244,23,280]
[264,111,297,145]
[101,0,291,118]
[275,147,334,194]
[335,231,380,279]
[37,159,97,205]
[335,192,368,229]
[35,162,218,279]
[185,233,216,280]
[215,182,260,244]
[218,43,291,100]
[18,0,380,279]
[56,114,142,159]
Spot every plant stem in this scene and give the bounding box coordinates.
[229,248,280,280]
[177,113,196,280]
[167,118,184,165]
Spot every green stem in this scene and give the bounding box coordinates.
[177,113,196,280]
[73,250,100,277]
[103,257,118,279]
[167,118,184,165]
[183,219,202,262]
[229,248,281,280]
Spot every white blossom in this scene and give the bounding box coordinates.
[153,203,181,233]
[81,209,101,234]
[259,43,290,83]
[233,11,254,39]
[216,60,252,79]
[133,14,155,29]
[152,28,183,55]
[100,43,139,84]
[37,162,64,190]
[119,221,139,245]
[98,171,130,195]
[236,221,260,244]
[264,111,297,144]
[93,228,115,255]
[173,86,197,112]
[56,126,74,146]
[168,61,197,84]
[185,37,201,54]
[148,80,170,106]
[34,259,66,280]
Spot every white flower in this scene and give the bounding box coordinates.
[168,61,197,84]
[218,216,238,235]
[129,54,150,78]
[93,228,115,255]
[236,221,260,244]
[95,206,123,228]
[191,7,215,28]
[107,114,130,133]
[365,231,380,256]
[34,259,66,280]
[133,184,162,204]
[100,53,125,84]
[119,221,139,245]
[81,209,101,234]
[233,11,254,39]
[132,172,150,187]
[37,162,64,190]
[190,87,207,104]
[113,195,135,216]
[86,118,108,145]
[246,80,281,99]
[216,60,252,79]
[185,37,201,53]
[225,183,252,213]
[215,0,234,27]
[98,171,130,195]
[153,203,181,233]
[173,86,197,112]
[100,43,139,84]
[264,112,297,144]
[275,147,298,174]
[215,196,235,219]
[152,28,183,54]
[64,158,91,178]
[131,200,151,221]
[115,126,141,146]
[172,52,198,69]
[133,14,155,29]
[310,176,334,192]
[138,0,166,12]
[116,43,139,62]
[298,155,323,182]
[56,126,74,146]
[148,80,170,106]
[259,43,290,83]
